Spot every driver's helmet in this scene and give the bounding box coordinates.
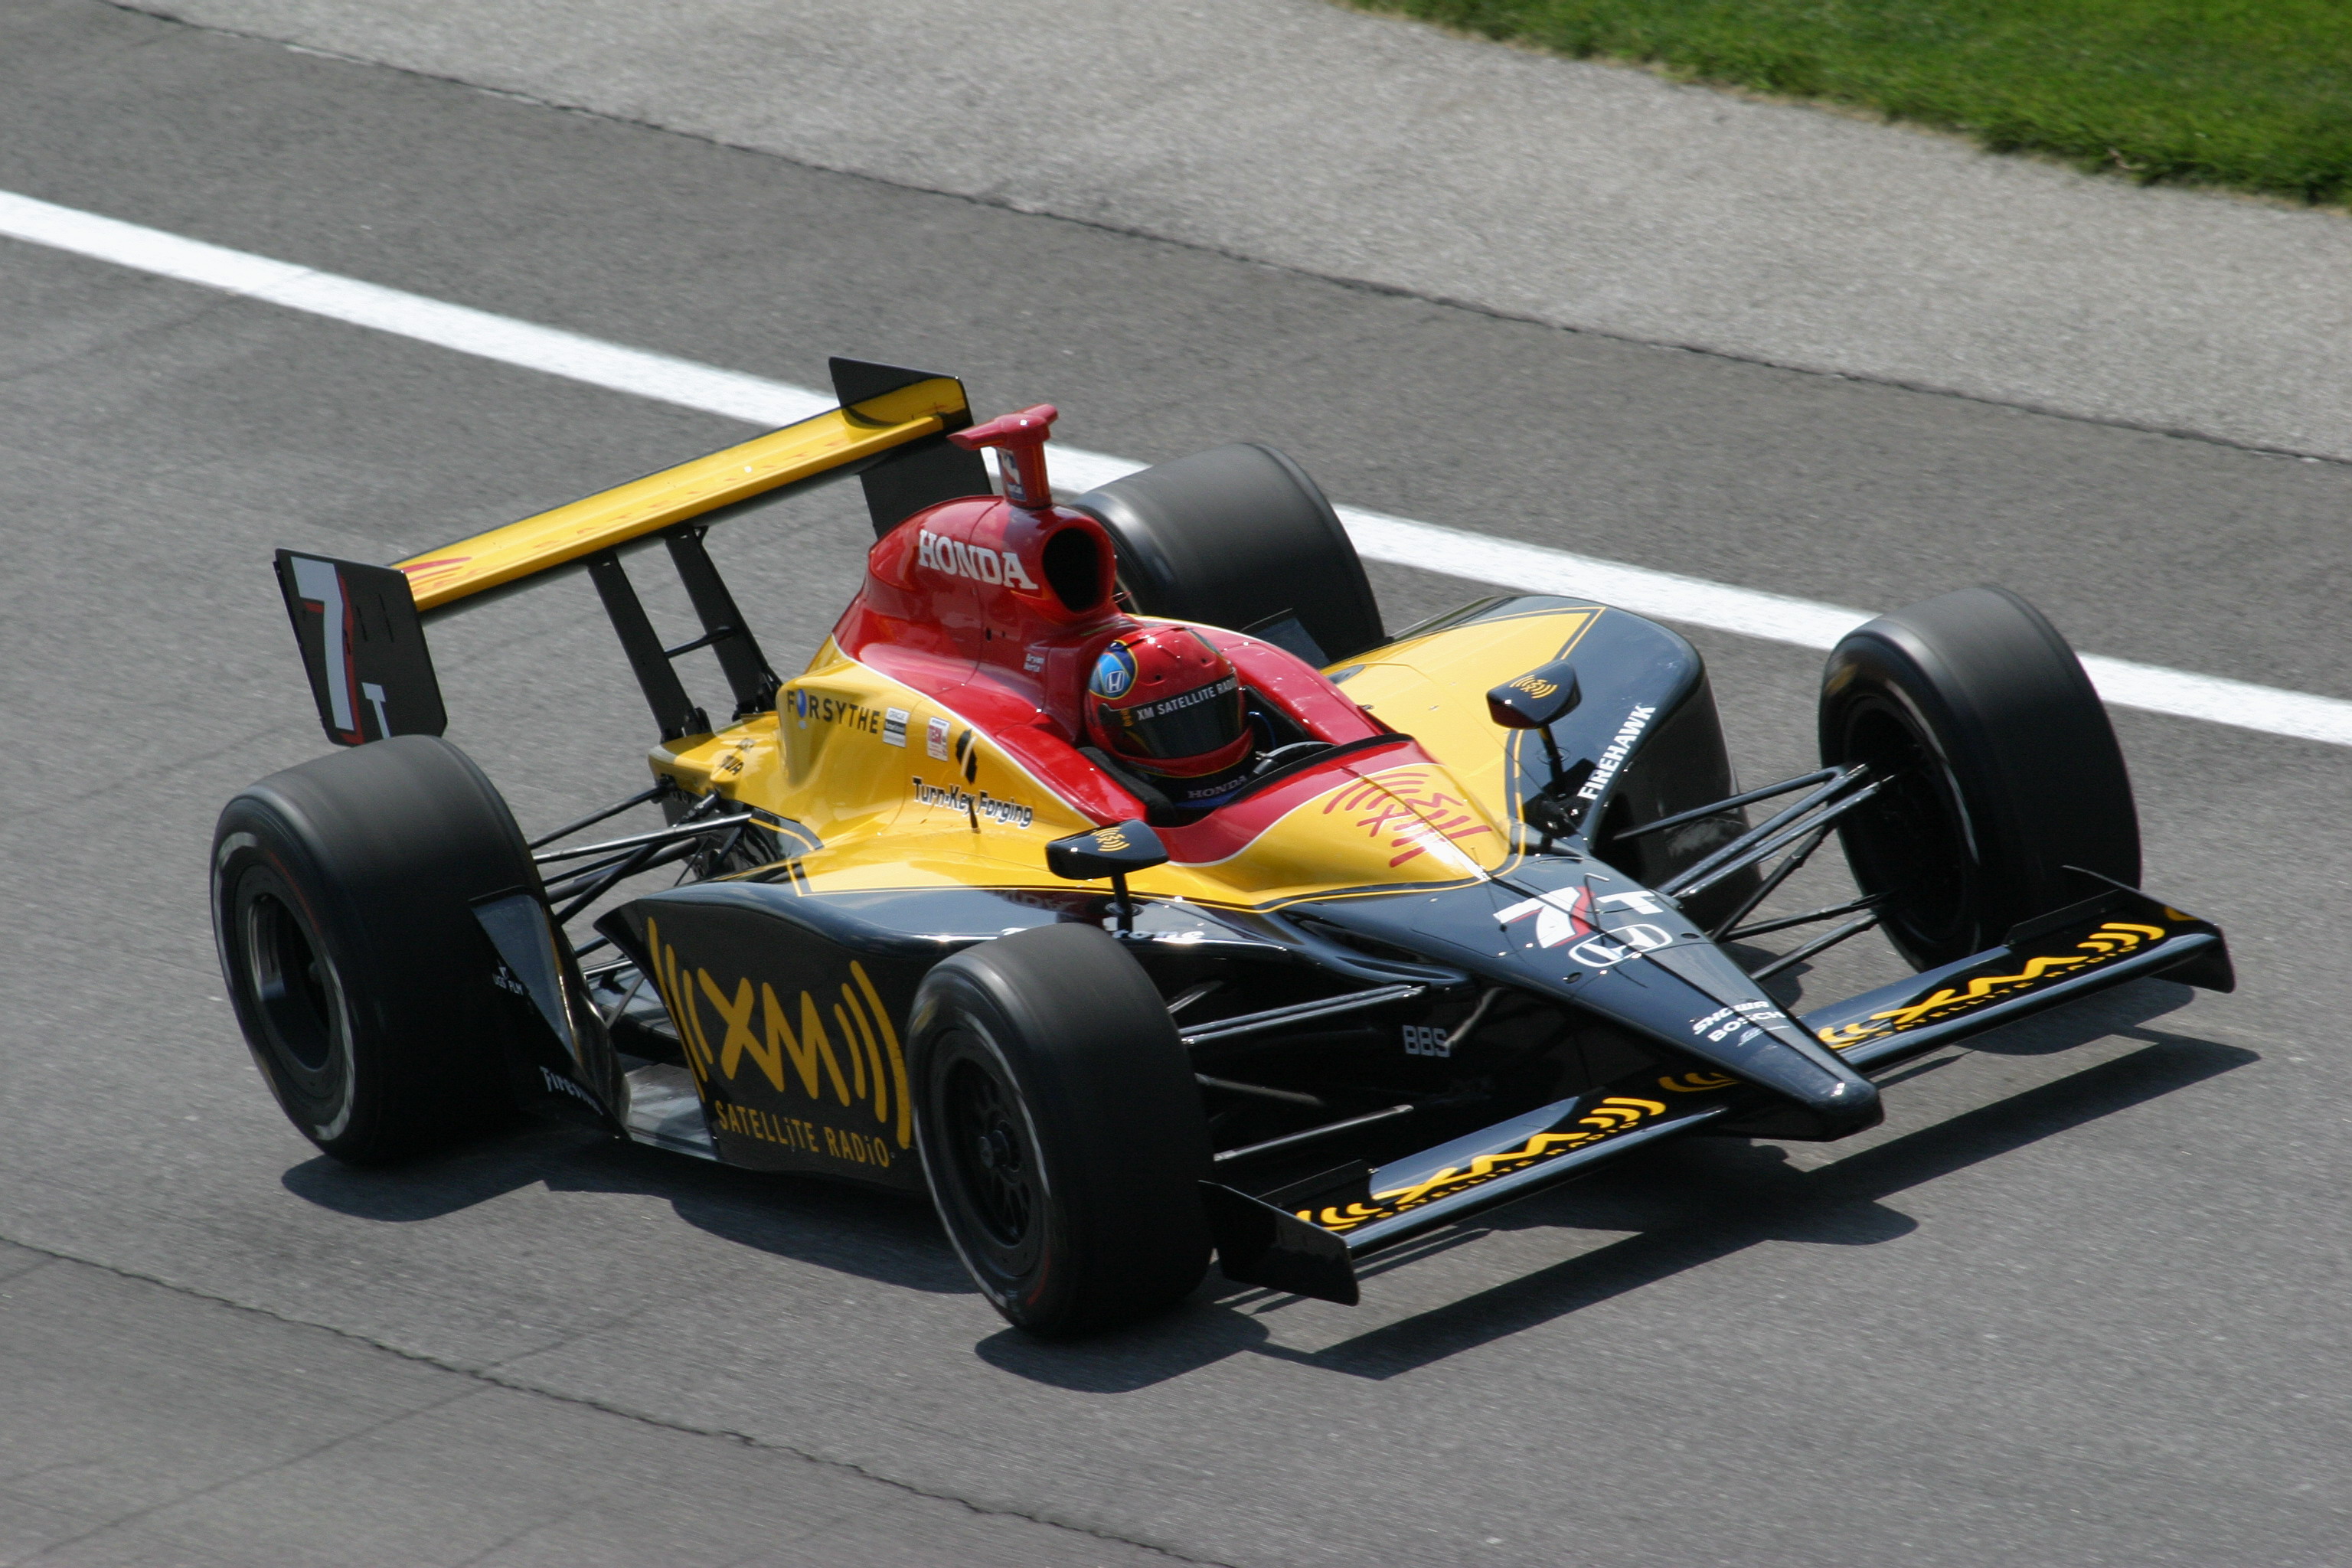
[1085,625,1251,781]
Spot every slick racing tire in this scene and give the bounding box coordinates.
[1819,586,2141,969]
[1073,443,1387,665]
[211,735,537,1164]
[910,923,1213,1337]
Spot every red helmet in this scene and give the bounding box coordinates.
[1086,626,1250,779]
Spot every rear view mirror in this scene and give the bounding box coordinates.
[1046,820,1168,934]
[1487,661,1581,829]
[1046,820,1169,880]
[1485,660,1581,730]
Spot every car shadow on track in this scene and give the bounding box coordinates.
[978,982,2243,1390]
[281,1122,972,1295]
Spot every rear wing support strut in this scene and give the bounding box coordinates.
[586,550,709,743]
[663,528,778,720]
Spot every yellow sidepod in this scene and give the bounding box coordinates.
[652,645,1101,890]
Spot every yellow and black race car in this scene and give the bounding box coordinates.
[213,359,2232,1335]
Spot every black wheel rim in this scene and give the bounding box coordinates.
[1835,696,1979,963]
[942,1052,1034,1246]
[922,1025,1050,1291]
[243,889,345,1076]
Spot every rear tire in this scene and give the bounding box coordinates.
[211,735,537,1163]
[1073,443,1387,664]
[910,923,1212,1336]
[1820,586,2139,969]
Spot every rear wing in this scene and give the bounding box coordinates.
[274,358,989,746]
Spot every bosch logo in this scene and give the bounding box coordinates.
[1090,644,1137,699]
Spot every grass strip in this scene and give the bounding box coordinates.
[1351,0,2352,204]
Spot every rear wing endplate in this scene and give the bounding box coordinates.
[275,551,448,745]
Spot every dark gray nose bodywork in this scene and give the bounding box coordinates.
[1289,854,1884,1140]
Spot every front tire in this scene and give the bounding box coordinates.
[1820,586,2140,969]
[910,923,1212,1336]
[211,735,537,1163]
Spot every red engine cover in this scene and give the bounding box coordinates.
[834,423,1388,825]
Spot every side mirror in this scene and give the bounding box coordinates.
[1046,819,1168,933]
[1487,658,1579,783]
[1485,660,1581,730]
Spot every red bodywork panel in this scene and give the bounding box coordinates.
[833,492,1403,857]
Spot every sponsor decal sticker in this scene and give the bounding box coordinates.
[916,530,1040,590]
[912,776,1035,829]
[1495,887,1593,948]
[1123,673,1236,721]
[926,716,951,760]
[1498,888,1675,965]
[1323,770,1495,868]
[1306,1096,1671,1233]
[643,920,911,1158]
[1567,926,1674,971]
[537,1064,600,1110]
[882,707,909,747]
[1089,642,1138,700]
[1402,1022,1453,1058]
[1816,921,2170,1049]
[1577,704,1658,802]
[792,690,892,737]
[1690,999,1780,1045]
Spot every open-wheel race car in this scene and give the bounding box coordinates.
[213,359,2233,1335]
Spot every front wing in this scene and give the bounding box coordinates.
[1204,887,2228,1303]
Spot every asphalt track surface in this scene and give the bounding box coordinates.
[119,0,2352,462]
[2,5,2350,1564]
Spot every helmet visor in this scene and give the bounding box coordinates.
[1097,674,1246,763]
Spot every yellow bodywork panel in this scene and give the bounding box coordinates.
[650,606,1606,914]
[394,377,969,612]
[1337,606,1598,832]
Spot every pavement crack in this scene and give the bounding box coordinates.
[0,1232,1234,1568]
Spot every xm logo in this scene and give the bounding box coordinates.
[642,919,913,1159]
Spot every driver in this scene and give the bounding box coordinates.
[1083,625,1261,812]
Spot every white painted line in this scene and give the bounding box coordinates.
[6,188,2350,750]
[0,191,828,428]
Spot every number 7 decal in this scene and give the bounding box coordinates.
[273,550,449,746]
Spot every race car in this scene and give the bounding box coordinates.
[212,358,2233,1336]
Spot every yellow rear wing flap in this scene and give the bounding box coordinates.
[273,359,988,746]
